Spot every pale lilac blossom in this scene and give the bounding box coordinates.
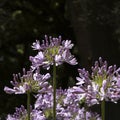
[72,57,120,106]
[4,68,51,94]
[30,35,77,70]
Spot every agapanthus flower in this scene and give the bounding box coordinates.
[35,88,101,120]
[72,57,120,106]
[29,35,77,70]
[6,105,46,120]
[4,68,51,94]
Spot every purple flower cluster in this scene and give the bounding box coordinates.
[30,35,77,70]
[35,87,101,120]
[7,105,46,120]
[7,89,101,120]
[4,68,51,94]
[72,57,120,106]
[4,35,120,120]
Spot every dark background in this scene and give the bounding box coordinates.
[0,0,120,119]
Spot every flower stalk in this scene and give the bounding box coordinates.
[27,91,31,120]
[101,100,105,120]
[53,62,56,120]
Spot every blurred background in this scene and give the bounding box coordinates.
[0,0,120,119]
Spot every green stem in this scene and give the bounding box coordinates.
[53,62,56,120]
[84,104,88,120]
[27,91,31,120]
[101,100,105,120]
[84,111,86,120]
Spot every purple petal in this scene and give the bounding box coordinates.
[4,86,16,94]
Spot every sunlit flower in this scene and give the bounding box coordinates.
[30,35,77,70]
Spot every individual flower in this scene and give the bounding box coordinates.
[29,35,77,70]
[4,68,51,94]
[6,105,46,120]
[72,57,120,106]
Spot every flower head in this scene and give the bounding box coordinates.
[30,35,77,70]
[4,68,51,94]
[72,57,120,106]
